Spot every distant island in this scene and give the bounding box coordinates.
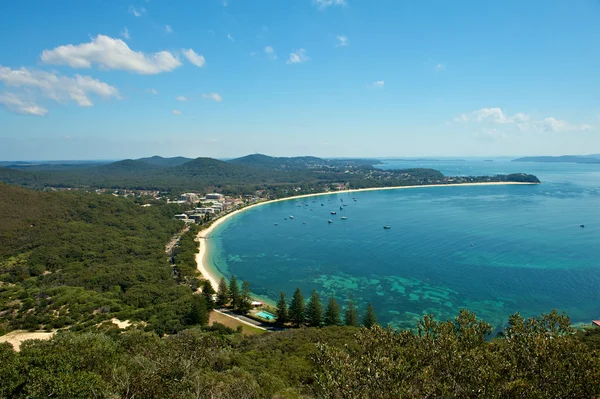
[512,155,600,164]
[0,154,540,198]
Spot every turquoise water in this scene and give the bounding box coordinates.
[256,311,276,320]
[207,159,600,330]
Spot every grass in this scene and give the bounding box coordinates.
[209,311,266,335]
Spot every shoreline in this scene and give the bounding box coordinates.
[195,181,537,292]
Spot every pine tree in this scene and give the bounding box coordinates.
[362,303,377,328]
[324,296,342,326]
[202,280,216,310]
[238,280,252,314]
[216,277,229,307]
[229,275,240,310]
[306,289,323,327]
[275,291,288,326]
[187,295,208,326]
[288,287,305,327]
[344,297,359,327]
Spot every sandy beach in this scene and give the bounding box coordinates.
[195,181,536,290]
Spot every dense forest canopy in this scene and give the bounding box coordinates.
[0,154,540,195]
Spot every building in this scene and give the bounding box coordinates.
[180,193,200,203]
[205,193,224,200]
[174,214,188,220]
[194,207,215,214]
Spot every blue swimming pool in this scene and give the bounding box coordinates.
[256,311,276,320]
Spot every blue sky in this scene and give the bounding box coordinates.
[0,0,599,160]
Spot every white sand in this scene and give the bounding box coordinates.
[0,330,55,351]
[195,181,536,290]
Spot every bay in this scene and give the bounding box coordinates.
[206,159,600,329]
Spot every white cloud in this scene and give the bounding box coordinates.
[0,65,119,109]
[165,25,173,34]
[264,46,277,60]
[182,49,206,67]
[286,49,309,64]
[129,5,145,17]
[336,35,349,47]
[121,27,130,40]
[176,95,187,101]
[172,110,182,115]
[0,92,48,116]
[202,93,222,102]
[531,117,593,133]
[454,107,593,133]
[148,88,158,95]
[434,63,445,72]
[313,0,347,9]
[369,80,384,89]
[40,35,182,75]
[227,33,235,42]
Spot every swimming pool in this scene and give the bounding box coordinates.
[256,311,276,320]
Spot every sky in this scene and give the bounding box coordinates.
[0,0,599,160]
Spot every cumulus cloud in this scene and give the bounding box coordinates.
[201,93,222,102]
[0,65,119,109]
[336,35,349,47]
[0,92,48,116]
[165,25,173,34]
[40,35,182,74]
[454,107,593,133]
[182,49,206,67]
[129,5,145,17]
[369,80,385,89]
[176,95,187,101]
[264,46,277,60]
[172,110,182,115]
[286,49,309,64]
[314,0,347,9]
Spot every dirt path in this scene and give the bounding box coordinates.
[0,330,55,351]
[165,224,191,254]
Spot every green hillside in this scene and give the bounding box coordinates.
[0,183,196,335]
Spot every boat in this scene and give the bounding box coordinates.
[302,221,307,224]
[340,199,343,202]
[343,204,348,207]
[290,215,294,219]
[339,206,343,210]
[383,225,391,229]
[274,223,278,226]
[341,216,348,220]
[331,211,337,215]
[321,204,324,206]
[580,224,585,228]
[328,219,333,224]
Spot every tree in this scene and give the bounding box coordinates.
[238,281,252,314]
[229,275,240,310]
[362,303,377,328]
[306,289,323,327]
[288,288,305,327]
[275,292,288,326]
[187,295,208,326]
[324,296,341,326]
[344,297,359,327]
[216,277,229,307]
[201,280,216,310]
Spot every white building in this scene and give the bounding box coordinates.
[205,193,223,200]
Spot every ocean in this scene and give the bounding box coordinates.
[205,159,600,330]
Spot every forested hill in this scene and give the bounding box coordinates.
[0,183,197,335]
[0,154,540,194]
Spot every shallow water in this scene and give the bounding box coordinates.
[207,159,600,329]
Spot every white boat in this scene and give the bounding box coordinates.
[341,216,348,220]
[290,215,294,219]
[328,219,333,224]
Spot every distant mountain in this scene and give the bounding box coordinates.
[95,159,163,172]
[512,155,600,164]
[229,154,382,170]
[229,154,325,170]
[137,156,193,167]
